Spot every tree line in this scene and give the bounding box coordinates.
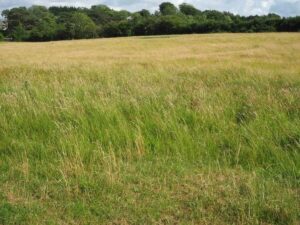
[0,2,299,41]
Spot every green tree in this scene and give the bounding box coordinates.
[89,5,115,25]
[1,7,31,34]
[28,6,57,41]
[12,24,29,41]
[69,12,97,39]
[132,16,157,36]
[179,3,200,16]
[159,2,178,16]
[154,15,191,34]
[138,9,151,17]
[102,21,132,37]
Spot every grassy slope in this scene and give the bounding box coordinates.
[0,33,299,224]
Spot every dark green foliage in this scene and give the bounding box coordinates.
[69,12,97,39]
[278,16,300,31]
[138,9,151,17]
[1,7,30,34]
[179,3,200,16]
[102,21,132,37]
[88,5,118,25]
[1,3,300,41]
[153,15,192,34]
[11,24,29,41]
[0,32,4,41]
[159,2,178,16]
[27,6,57,41]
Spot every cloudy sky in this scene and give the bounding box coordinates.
[0,0,299,17]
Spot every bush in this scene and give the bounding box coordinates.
[0,33,4,41]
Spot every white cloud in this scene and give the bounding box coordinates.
[0,0,299,16]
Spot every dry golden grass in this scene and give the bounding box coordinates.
[1,33,299,70]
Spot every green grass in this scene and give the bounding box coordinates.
[0,33,299,224]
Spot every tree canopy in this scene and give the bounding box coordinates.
[159,2,178,16]
[1,2,299,41]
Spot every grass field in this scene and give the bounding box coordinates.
[0,33,299,224]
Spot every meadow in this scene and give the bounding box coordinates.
[0,33,299,224]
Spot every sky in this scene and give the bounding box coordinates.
[0,0,299,17]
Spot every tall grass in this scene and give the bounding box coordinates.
[0,33,299,224]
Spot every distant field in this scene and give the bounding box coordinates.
[0,33,299,224]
